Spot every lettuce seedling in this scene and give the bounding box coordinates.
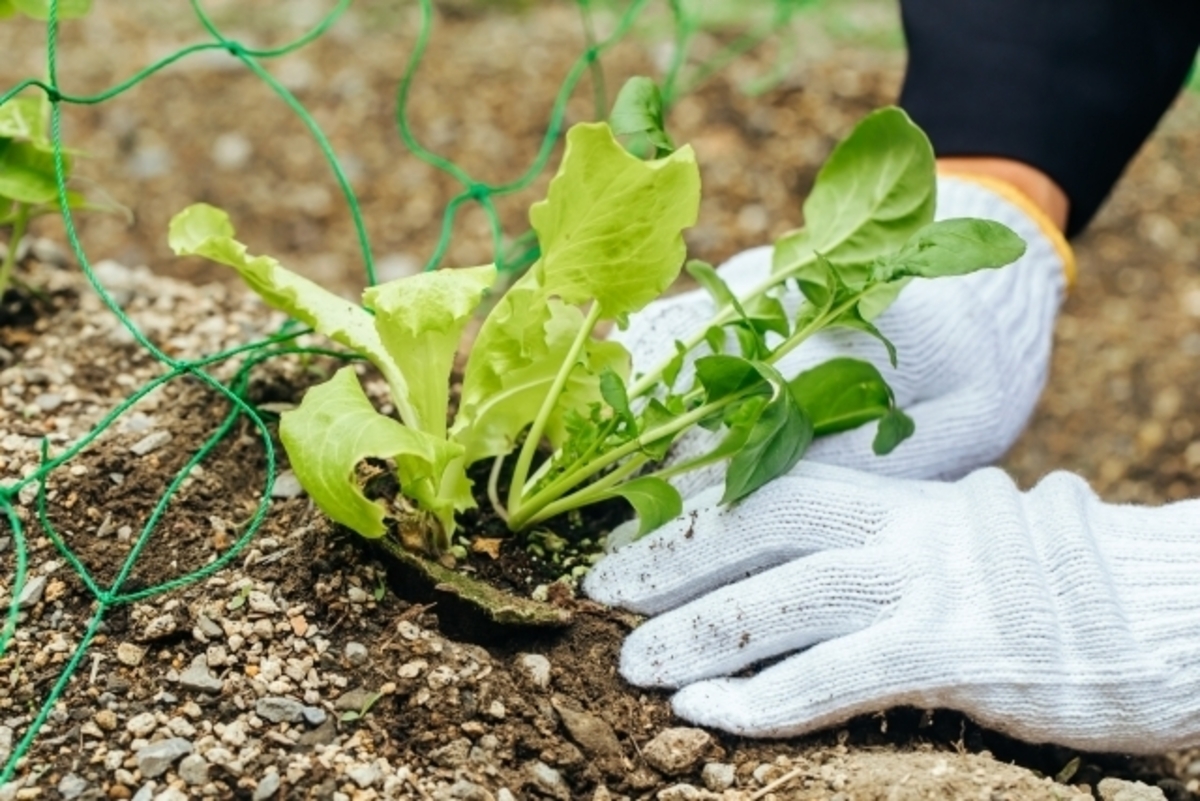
[171,100,1025,555]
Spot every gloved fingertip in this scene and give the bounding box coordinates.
[671,680,751,733]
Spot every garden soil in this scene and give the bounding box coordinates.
[2,2,1200,799]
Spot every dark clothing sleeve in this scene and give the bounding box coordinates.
[898,0,1200,237]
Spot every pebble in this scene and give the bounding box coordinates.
[516,654,552,689]
[178,655,224,694]
[57,774,87,800]
[153,788,188,801]
[701,763,736,792]
[33,393,62,413]
[346,762,381,789]
[334,687,376,711]
[17,576,47,609]
[178,754,209,786]
[116,642,146,666]
[256,696,305,724]
[301,706,327,726]
[552,701,621,759]
[657,785,712,801]
[643,728,713,776]
[126,711,157,737]
[129,430,172,456]
[345,641,368,665]
[1096,778,1167,801]
[270,470,304,499]
[247,591,279,615]
[140,614,178,641]
[131,785,154,801]
[440,780,494,801]
[253,771,281,800]
[135,737,194,778]
[95,709,118,731]
[528,761,570,801]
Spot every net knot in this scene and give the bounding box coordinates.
[223,40,247,58]
[42,86,62,103]
[466,182,491,201]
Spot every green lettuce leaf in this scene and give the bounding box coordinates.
[279,366,471,543]
[363,264,495,438]
[0,98,47,143]
[0,139,65,204]
[168,203,418,429]
[530,122,700,318]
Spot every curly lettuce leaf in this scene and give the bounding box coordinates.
[168,203,419,428]
[364,264,495,438]
[530,122,700,319]
[279,366,471,543]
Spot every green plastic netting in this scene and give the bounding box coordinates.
[0,0,812,780]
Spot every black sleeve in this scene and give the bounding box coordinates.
[898,0,1200,237]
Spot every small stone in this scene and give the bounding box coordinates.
[657,785,708,801]
[552,700,621,760]
[253,772,281,800]
[116,643,146,666]
[178,655,223,694]
[333,687,375,711]
[270,470,304,499]
[297,718,336,747]
[442,780,494,801]
[346,763,381,789]
[1097,778,1168,801]
[130,431,172,456]
[643,728,713,776]
[429,738,472,768]
[131,785,154,801]
[497,791,517,801]
[345,641,369,665]
[33,393,62,413]
[256,696,305,724]
[17,576,47,609]
[178,754,209,786]
[301,706,326,726]
[220,719,249,747]
[57,774,88,800]
[135,737,194,778]
[700,763,735,792]
[126,711,157,737]
[196,615,223,639]
[153,788,188,801]
[516,654,551,690]
[140,614,177,641]
[347,586,370,604]
[484,700,506,720]
[247,591,279,615]
[528,761,570,801]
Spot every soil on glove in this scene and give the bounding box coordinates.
[2,1,1199,799]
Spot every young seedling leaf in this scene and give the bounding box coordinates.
[773,107,936,282]
[169,204,419,428]
[599,368,637,431]
[686,259,738,313]
[788,357,893,436]
[363,264,496,438]
[609,76,675,158]
[663,340,687,388]
[721,364,813,504]
[872,407,916,455]
[872,218,1026,282]
[703,325,726,355]
[279,366,468,541]
[742,293,789,338]
[0,139,63,204]
[611,476,682,538]
[0,98,47,142]
[639,398,678,460]
[659,394,768,479]
[694,354,771,402]
[530,122,700,318]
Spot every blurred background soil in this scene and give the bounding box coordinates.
[2,0,1199,543]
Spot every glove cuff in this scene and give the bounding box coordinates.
[937,171,1077,290]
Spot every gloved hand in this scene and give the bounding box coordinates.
[614,176,1074,497]
[584,462,1200,753]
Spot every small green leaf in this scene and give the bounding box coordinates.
[788,357,892,436]
[791,251,838,311]
[722,364,813,504]
[609,76,674,158]
[694,355,770,402]
[639,398,678,460]
[855,277,910,322]
[742,294,789,338]
[611,476,682,538]
[279,366,470,541]
[0,139,63,204]
[773,107,936,281]
[659,395,768,479]
[832,308,898,367]
[872,408,915,455]
[872,218,1027,282]
[530,122,700,319]
[11,0,91,18]
[599,368,636,430]
[363,264,496,438]
[0,98,47,143]
[663,340,687,388]
[686,259,738,313]
[703,325,725,355]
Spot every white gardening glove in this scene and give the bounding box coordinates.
[615,176,1074,497]
[584,462,1200,753]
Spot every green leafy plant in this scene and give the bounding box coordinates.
[169,98,1023,557]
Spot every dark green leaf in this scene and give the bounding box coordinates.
[742,294,789,337]
[873,218,1026,282]
[855,277,909,322]
[792,251,838,311]
[612,476,682,538]
[663,340,687,388]
[832,308,898,367]
[872,408,915,455]
[694,355,770,402]
[599,368,636,431]
[788,357,894,436]
[639,399,678,460]
[703,325,726,355]
[722,365,813,504]
[609,77,675,158]
[654,395,767,482]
